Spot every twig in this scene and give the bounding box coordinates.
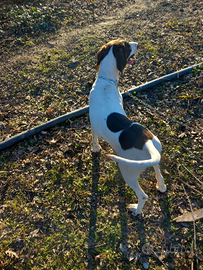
[191,240,194,270]
[177,166,203,196]
[182,184,199,270]
[152,250,168,269]
[181,146,203,163]
[28,116,39,130]
[181,164,203,187]
[179,179,203,196]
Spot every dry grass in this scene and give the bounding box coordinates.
[0,0,202,269]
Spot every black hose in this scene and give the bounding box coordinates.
[0,106,89,151]
[123,62,203,97]
[0,62,202,151]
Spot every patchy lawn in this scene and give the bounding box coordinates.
[0,0,202,269]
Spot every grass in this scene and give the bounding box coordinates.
[0,94,202,269]
[0,0,203,269]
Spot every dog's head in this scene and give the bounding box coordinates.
[96,39,138,72]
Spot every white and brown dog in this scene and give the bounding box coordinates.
[89,39,166,216]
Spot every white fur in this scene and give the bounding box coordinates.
[89,41,166,216]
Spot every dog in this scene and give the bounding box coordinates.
[89,39,166,216]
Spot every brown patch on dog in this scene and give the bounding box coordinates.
[119,124,153,151]
[96,39,131,72]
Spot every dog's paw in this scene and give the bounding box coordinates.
[156,183,167,193]
[92,144,101,153]
[128,204,141,216]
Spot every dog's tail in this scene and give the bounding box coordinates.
[106,140,161,167]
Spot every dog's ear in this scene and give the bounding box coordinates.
[96,44,111,71]
[113,42,131,72]
[96,40,131,72]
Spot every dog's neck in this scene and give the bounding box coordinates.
[97,47,119,83]
[97,75,118,86]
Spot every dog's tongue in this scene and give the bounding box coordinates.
[128,58,134,65]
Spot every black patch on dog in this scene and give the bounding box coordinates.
[107,112,132,132]
[107,112,153,150]
[119,124,153,150]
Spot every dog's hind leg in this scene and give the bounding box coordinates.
[153,164,166,192]
[119,165,148,216]
[91,129,101,152]
[128,181,148,216]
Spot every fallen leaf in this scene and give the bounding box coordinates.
[178,132,186,138]
[173,208,203,222]
[29,229,40,239]
[50,139,57,144]
[127,252,139,262]
[5,250,19,259]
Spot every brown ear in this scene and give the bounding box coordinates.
[113,42,131,72]
[96,44,111,71]
[96,39,131,72]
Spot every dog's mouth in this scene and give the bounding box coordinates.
[127,54,135,65]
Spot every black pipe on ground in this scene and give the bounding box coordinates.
[0,106,89,151]
[0,62,202,151]
[123,62,203,97]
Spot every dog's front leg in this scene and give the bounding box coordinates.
[91,128,101,152]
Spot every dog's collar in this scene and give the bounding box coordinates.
[97,76,118,86]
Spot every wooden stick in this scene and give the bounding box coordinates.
[177,165,203,196]
[181,164,203,187]
[182,184,199,270]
